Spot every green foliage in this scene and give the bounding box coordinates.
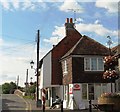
[29,85,36,93]
[28,82,36,94]
[23,95,34,100]
[2,82,17,94]
[24,82,36,99]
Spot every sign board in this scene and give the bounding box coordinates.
[73,84,80,90]
[69,84,73,94]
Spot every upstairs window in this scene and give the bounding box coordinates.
[91,58,97,70]
[84,57,104,71]
[63,60,68,73]
[84,58,90,70]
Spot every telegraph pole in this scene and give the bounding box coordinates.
[17,75,19,89]
[36,30,40,107]
[25,69,28,95]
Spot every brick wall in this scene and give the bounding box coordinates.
[62,57,72,85]
[51,29,82,85]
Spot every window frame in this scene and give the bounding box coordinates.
[84,57,104,71]
[63,60,68,74]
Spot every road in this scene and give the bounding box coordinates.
[1,94,99,112]
[2,94,31,112]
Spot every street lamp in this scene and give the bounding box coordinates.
[30,77,33,85]
[30,60,40,107]
[30,60,34,69]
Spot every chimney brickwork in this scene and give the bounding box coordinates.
[65,18,75,35]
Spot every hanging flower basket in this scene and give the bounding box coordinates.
[104,56,118,66]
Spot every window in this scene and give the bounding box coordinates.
[84,57,104,71]
[82,84,94,100]
[63,60,68,73]
[82,84,87,99]
[88,84,94,100]
[91,58,97,70]
[98,58,104,70]
[82,83,107,100]
[84,58,90,70]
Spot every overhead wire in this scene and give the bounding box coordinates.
[0,34,34,42]
[2,42,36,56]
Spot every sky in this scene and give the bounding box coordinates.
[0,0,119,87]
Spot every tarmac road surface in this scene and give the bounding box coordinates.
[1,94,99,112]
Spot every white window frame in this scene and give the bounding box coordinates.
[84,57,104,71]
[63,60,68,74]
[82,83,94,100]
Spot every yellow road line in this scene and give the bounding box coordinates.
[27,100,32,112]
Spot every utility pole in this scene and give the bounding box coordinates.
[17,75,19,89]
[25,69,29,95]
[36,30,40,107]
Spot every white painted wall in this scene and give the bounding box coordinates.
[118,58,120,72]
[39,52,52,89]
[65,83,112,110]
[39,64,43,89]
[43,52,52,88]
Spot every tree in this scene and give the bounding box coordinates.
[9,82,17,94]
[28,82,36,94]
[2,83,11,94]
[2,82,17,94]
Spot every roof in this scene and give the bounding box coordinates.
[61,35,110,59]
[39,26,82,68]
[112,44,120,56]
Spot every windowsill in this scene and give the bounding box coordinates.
[64,71,68,74]
[63,72,68,77]
[84,70,104,72]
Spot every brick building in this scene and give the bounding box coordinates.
[112,44,120,92]
[39,18,114,109]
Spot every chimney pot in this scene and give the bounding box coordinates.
[66,18,69,23]
[70,18,73,23]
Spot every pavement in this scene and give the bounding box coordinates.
[24,98,99,112]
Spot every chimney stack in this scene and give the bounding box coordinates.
[70,18,73,23]
[65,18,75,35]
[66,18,69,23]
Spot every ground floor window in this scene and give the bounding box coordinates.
[88,84,94,100]
[82,83,107,100]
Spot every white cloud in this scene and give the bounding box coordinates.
[0,0,48,11]
[0,40,37,86]
[76,22,118,37]
[52,26,65,38]
[0,39,51,86]
[76,18,84,23]
[0,0,10,10]
[43,37,61,45]
[95,0,118,13]
[0,38,3,46]
[59,0,84,13]
[44,20,118,46]
[11,0,19,9]
[94,19,101,24]
[43,25,65,45]
[22,0,35,10]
